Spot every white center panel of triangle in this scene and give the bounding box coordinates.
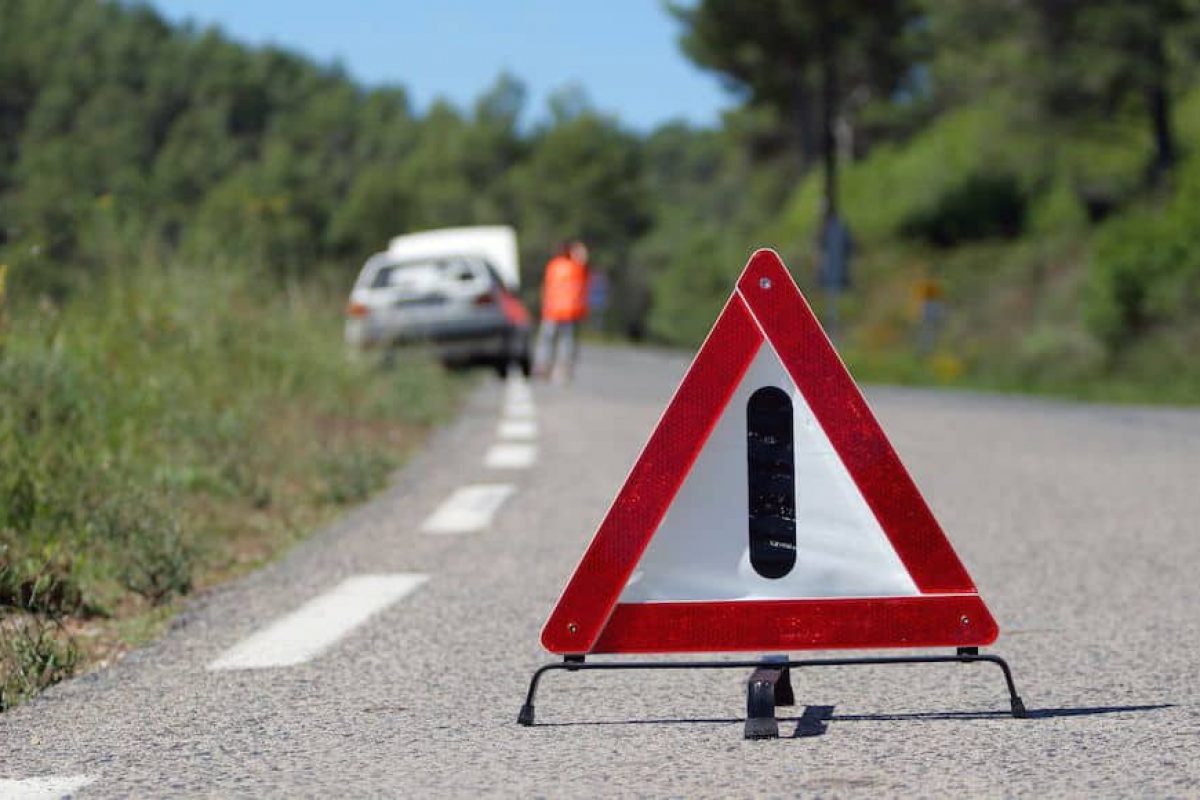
[619,340,919,603]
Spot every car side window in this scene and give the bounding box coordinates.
[370,266,394,289]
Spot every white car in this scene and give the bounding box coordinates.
[345,226,533,376]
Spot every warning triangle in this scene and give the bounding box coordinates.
[542,249,998,655]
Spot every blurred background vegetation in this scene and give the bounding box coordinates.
[3,0,1200,702]
[3,0,1200,396]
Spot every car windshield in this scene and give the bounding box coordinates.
[369,258,483,291]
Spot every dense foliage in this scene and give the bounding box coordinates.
[1,0,1199,371]
[0,0,656,333]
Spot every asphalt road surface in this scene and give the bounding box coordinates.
[3,345,1199,798]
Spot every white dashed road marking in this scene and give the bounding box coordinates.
[207,574,428,670]
[421,484,516,534]
[484,443,538,469]
[498,419,537,440]
[504,378,535,415]
[0,775,95,800]
[504,401,536,419]
[504,376,532,398]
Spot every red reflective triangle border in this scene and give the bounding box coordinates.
[541,249,997,655]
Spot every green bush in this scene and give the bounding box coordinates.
[647,229,748,346]
[0,543,85,617]
[0,617,80,712]
[318,449,395,506]
[1086,208,1200,351]
[900,173,1028,247]
[89,489,193,606]
[1027,176,1089,235]
[777,103,1034,245]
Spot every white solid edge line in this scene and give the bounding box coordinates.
[484,443,538,469]
[0,775,96,800]
[421,484,516,534]
[207,574,428,671]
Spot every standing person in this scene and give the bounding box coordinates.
[535,240,589,382]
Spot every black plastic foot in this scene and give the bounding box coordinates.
[518,704,535,726]
[744,716,780,740]
[1011,696,1027,719]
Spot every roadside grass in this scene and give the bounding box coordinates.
[0,616,79,711]
[0,260,460,710]
[830,236,1200,406]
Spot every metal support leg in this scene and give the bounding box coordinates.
[763,654,795,707]
[519,656,584,726]
[745,666,783,739]
[518,650,1027,731]
[959,647,1026,718]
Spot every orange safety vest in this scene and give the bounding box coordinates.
[540,256,588,322]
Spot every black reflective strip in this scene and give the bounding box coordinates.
[746,386,796,579]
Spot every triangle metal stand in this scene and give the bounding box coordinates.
[518,647,1026,740]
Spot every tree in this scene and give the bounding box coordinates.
[509,106,650,332]
[671,0,924,215]
[928,0,1200,189]
[1034,1,1200,186]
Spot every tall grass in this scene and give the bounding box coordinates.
[0,258,459,708]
